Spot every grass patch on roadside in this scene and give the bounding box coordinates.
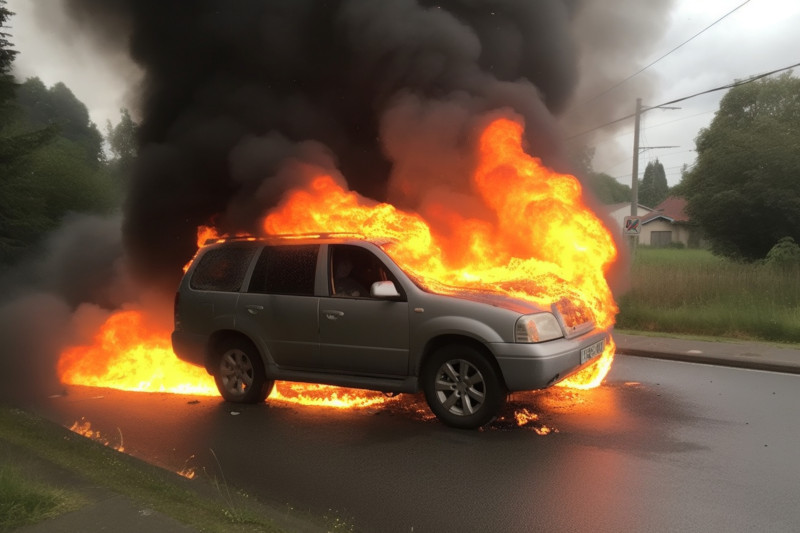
[616,247,800,343]
[0,464,85,532]
[0,405,320,533]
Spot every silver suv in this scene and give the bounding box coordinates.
[172,234,609,428]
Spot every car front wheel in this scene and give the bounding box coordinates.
[422,344,507,429]
[214,338,273,403]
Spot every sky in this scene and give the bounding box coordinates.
[6,0,800,188]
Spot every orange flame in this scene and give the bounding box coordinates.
[68,418,125,452]
[57,116,617,409]
[58,310,217,395]
[264,118,618,387]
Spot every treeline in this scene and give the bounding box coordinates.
[0,77,135,267]
[0,1,136,267]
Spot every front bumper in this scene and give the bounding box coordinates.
[492,329,611,391]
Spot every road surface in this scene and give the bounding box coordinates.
[31,355,800,532]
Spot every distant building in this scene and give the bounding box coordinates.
[640,196,703,247]
[603,197,703,248]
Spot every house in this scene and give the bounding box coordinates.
[639,196,701,247]
[603,197,703,248]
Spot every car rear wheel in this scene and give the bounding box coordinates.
[214,338,273,403]
[422,344,507,429]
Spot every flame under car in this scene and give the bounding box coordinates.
[172,234,610,429]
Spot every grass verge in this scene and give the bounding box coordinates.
[616,247,800,344]
[0,405,325,532]
[0,462,86,532]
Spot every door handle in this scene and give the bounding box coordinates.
[322,310,345,320]
[245,304,264,315]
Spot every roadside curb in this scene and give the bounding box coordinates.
[613,332,800,375]
[615,347,800,375]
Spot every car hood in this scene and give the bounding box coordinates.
[439,288,548,315]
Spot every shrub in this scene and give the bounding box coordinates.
[765,237,800,267]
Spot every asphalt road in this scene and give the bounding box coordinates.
[30,355,800,532]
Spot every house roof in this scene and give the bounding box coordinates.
[605,202,653,214]
[641,196,690,225]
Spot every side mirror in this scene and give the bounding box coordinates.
[370,280,401,299]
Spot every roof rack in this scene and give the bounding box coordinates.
[202,232,367,246]
[268,232,366,240]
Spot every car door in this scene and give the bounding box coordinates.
[318,244,410,376]
[236,244,320,370]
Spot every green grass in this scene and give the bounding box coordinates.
[0,464,86,532]
[616,247,800,343]
[0,406,325,532]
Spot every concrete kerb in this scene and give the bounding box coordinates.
[613,332,800,375]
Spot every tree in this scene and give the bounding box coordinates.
[684,73,800,261]
[0,0,16,105]
[566,144,632,204]
[105,108,139,199]
[639,159,668,208]
[16,78,104,166]
[668,163,690,197]
[0,76,116,266]
[585,172,631,204]
[106,108,138,167]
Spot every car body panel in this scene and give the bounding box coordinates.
[236,292,320,371]
[172,236,610,398]
[318,295,410,376]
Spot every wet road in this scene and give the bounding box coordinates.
[32,355,800,532]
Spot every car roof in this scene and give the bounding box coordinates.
[200,233,394,248]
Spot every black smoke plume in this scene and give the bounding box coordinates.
[40,0,677,292]
[53,0,602,290]
[1,0,677,401]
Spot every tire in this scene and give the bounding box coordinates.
[422,344,507,429]
[213,337,273,403]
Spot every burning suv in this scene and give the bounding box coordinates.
[172,234,609,428]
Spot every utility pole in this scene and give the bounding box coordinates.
[631,98,642,217]
[628,98,678,252]
[628,98,642,254]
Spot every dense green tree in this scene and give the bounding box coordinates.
[585,172,632,204]
[638,159,668,208]
[684,73,800,261]
[0,75,117,265]
[668,163,690,197]
[566,144,632,204]
[105,108,139,200]
[0,0,15,105]
[765,236,800,267]
[16,78,104,165]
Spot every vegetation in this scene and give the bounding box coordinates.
[0,4,136,267]
[683,73,800,261]
[616,247,800,343]
[0,406,324,532]
[585,171,631,204]
[638,159,668,209]
[0,463,85,532]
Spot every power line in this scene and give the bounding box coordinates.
[569,0,752,111]
[587,109,716,147]
[653,61,800,108]
[564,61,800,141]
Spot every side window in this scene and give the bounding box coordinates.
[249,245,319,296]
[329,245,403,298]
[190,246,257,292]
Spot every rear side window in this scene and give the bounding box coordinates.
[190,245,257,292]
[249,245,319,296]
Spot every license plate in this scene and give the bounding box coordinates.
[580,339,604,364]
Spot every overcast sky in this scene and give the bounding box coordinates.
[6,0,800,188]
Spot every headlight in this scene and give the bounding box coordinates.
[515,313,564,343]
